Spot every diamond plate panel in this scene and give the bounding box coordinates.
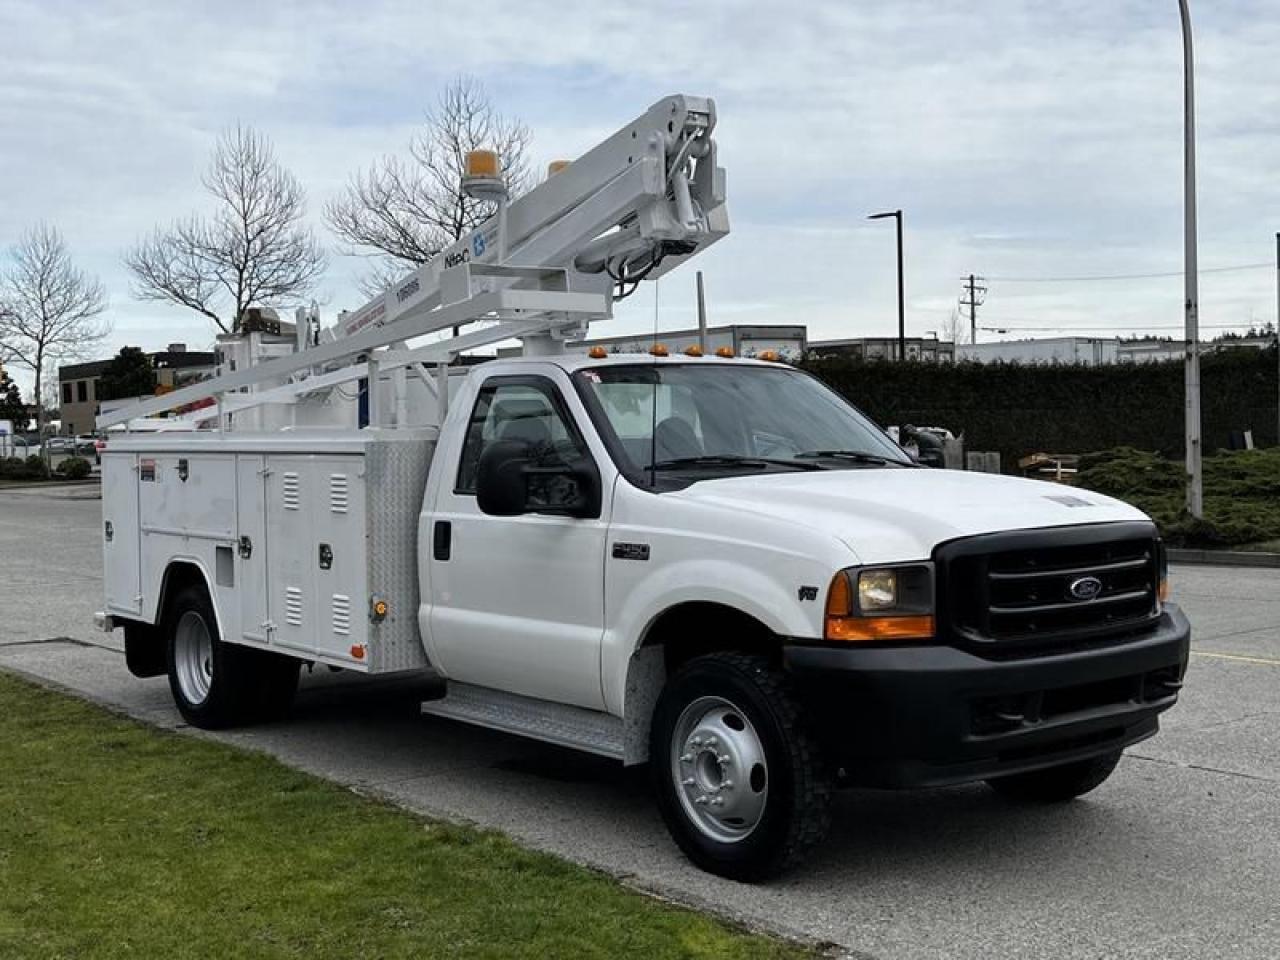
[364,430,437,673]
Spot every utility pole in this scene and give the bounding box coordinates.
[1275,232,1279,446]
[959,275,987,345]
[1179,0,1203,517]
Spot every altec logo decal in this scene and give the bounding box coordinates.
[1068,576,1104,601]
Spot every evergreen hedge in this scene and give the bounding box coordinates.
[802,346,1279,468]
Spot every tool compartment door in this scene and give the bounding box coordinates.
[265,455,367,664]
[102,451,141,617]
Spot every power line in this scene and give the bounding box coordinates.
[984,262,1271,283]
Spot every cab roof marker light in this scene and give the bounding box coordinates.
[684,345,704,357]
[650,343,670,357]
[714,346,734,358]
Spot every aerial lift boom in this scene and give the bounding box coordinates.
[98,95,727,431]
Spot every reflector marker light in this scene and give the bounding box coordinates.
[714,346,734,358]
[650,343,670,357]
[588,346,608,359]
[683,345,704,357]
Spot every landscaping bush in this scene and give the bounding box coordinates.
[1076,446,1280,548]
[22,455,49,480]
[801,346,1279,467]
[55,456,92,480]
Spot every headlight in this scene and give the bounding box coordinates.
[825,564,935,642]
[858,570,898,610]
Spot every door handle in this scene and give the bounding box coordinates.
[318,543,333,570]
[433,521,451,561]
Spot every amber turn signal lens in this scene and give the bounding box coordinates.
[588,346,608,359]
[1158,577,1170,603]
[825,615,935,643]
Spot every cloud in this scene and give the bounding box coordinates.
[2,0,1278,398]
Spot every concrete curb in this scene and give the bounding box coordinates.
[1168,548,1280,569]
[0,478,101,492]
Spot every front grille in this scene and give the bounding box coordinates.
[939,523,1161,649]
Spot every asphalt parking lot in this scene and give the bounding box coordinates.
[1,485,1277,959]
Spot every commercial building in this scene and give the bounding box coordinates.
[808,336,954,362]
[58,344,216,435]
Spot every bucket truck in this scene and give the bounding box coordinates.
[97,95,1189,880]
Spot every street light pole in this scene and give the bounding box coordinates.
[869,210,906,360]
[1275,232,1279,446]
[1178,0,1203,518]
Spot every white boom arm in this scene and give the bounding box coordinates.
[98,94,728,430]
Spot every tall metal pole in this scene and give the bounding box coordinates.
[696,270,708,351]
[895,212,906,361]
[868,209,905,359]
[1274,233,1279,446]
[1179,0,1203,517]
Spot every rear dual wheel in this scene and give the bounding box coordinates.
[166,584,299,729]
[652,653,831,882]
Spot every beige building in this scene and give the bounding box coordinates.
[58,345,216,435]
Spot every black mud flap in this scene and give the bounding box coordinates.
[123,620,167,678]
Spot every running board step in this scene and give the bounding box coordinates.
[420,682,624,760]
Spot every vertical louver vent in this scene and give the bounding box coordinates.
[285,586,304,626]
[332,594,351,635]
[282,472,301,511]
[329,473,349,514]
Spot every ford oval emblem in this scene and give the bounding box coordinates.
[1069,576,1104,601]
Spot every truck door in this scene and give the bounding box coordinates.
[426,373,609,710]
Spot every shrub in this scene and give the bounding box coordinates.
[55,456,92,480]
[1077,447,1280,548]
[23,455,49,480]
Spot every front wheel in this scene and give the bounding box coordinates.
[651,653,831,882]
[985,749,1123,803]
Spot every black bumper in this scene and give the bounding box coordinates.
[783,604,1191,788]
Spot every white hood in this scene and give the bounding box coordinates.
[668,468,1150,566]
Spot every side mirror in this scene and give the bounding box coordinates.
[902,424,946,469]
[475,440,601,518]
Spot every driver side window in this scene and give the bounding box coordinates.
[455,380,584,494]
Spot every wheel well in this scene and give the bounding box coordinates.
[157,561,211,625]
[641,601,781,673]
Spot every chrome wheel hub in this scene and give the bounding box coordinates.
[174,610,213,706]
[671,696,769,843]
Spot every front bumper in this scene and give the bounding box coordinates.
[783,604,1191,788]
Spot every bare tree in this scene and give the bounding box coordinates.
[0,224,110,434]
[941,308,970,347]
[126,125,326,333]
[326,77,531,291]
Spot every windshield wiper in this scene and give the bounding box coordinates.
[795,449,914,467]
[652,455,824,472]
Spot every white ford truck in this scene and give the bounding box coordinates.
[97,95,1189,880]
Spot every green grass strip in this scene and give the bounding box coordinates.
[0,672,811,960]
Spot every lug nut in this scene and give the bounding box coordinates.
[718,754,731,765]
[681,777,694,786]
[694,795,708,805]
[710,797,724,807]
[720,779,734,790]
[679,753,692,763]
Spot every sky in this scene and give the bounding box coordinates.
[2,0,1279,399]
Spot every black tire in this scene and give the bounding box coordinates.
[986,749,1123,803]
[650,653,831,882]
[164,584,260,729]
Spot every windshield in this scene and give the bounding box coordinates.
[574,363,911,481]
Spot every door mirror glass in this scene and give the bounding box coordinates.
[476,439,600,518]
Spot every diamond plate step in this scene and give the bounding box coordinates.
[421,682,624,759]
